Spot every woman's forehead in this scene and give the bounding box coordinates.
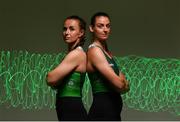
[95,16,110,24]
[64,19,80,26]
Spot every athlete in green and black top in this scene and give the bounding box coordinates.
[46,16,87,121]
[88,44,120,94]
[87,12,129,121]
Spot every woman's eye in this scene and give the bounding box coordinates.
[63,27,67,31]
[106,24,111,28]
[97,25,103,28]
[69,26,75,31]
[70,28,75,31]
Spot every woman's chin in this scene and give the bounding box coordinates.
[65,39,72,43]
[100,38,108,41]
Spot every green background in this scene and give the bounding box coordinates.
[0,0,180,120]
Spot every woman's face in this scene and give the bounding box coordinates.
[63,19,83,44]
[90,16,111,41]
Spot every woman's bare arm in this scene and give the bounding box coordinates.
[87,47,126,92]
[47,49,84,86]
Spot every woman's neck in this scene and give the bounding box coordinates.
[93,40,106,50]
[68,44,74,52]
[68,40,80,52]
[93,39,112,57]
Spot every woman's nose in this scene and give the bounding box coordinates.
[65,29,70,34]
[103,27,108,32]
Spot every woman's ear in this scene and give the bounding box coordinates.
[89,25,94,32]
[79,29,84,37]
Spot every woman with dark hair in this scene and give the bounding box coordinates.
[87,12,129,120]
[46,15,87,121]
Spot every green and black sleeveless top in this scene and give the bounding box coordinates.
[56,46,86,97]
[57,71,85,97]
[88,44,119,93]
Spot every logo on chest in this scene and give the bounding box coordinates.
[109,63,114,67]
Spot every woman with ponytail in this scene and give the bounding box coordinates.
[87,12,129,120]
[46,15,87,121]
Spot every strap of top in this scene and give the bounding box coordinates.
[77,46,84,51]
[88,44,112,60]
